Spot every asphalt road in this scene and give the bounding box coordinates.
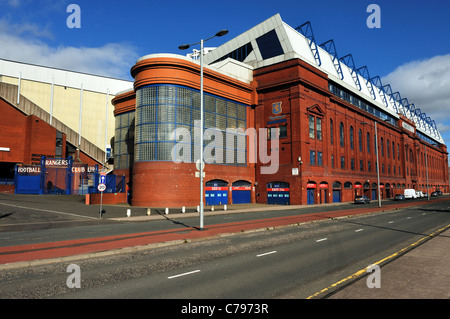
[1,199,449,301]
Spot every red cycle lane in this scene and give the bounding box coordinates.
[0,199,444,266]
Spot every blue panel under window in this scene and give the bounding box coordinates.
[256,30,284,60]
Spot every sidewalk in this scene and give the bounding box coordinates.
[327,227,450,299]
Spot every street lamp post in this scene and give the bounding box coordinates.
[179,29,228,230]
[362,120,381,208]
[374,121,381,208]
[425,145,430,201]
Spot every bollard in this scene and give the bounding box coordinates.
[224,204,227,211]
[126,209,131,217]
[165,207,169,215]
[182,206,185,213]
[197,205,199,212]
[146,208,151,216]
[211,206,214,211]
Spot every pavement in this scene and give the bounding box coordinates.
[0,193,449,299]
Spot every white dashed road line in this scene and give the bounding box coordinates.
[256,251,277,257]
[168,270,200,279]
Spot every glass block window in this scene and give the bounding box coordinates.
[114,111,135,169]
[134,84,248,166]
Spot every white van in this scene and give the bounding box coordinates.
[404,189,417,199]
[416,191,424,198]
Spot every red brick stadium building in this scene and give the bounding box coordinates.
[112,14,449,207]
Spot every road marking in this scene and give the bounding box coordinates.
[355,229,363,232]
[256,251,277,257]
[316,238,328,242]
[388,221,394,224]
[168,270,200,279]
[422,213,427,216]
[407,217,411,219]
[0,202,98,220]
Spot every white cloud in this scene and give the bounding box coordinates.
[0,19,138,79]
[382,54,450,133]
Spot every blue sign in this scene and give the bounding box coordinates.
[100,174,106,184]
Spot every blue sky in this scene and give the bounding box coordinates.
[1,0,450,148]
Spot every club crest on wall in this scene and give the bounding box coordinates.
[272,102,282,115]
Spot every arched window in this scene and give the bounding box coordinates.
[340,122,344,147]
[333,181,342,189]
[350,126,354,150]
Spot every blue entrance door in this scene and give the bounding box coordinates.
[231,181,252,204]
[205,188,228,206]
[307,188,315,205]
[333,190,341,202]
[372,189,377,200]
[205,179,229,206]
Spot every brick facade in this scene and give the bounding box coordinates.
[0,97,66,165]
[113,56,449,208]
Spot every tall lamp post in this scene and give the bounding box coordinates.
[179,29,228,230]
[425,145,430,201]
[362,120,381,208]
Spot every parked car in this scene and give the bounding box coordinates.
[416,191,424,198]
[436,190,443,196]
[431,191,439,197]
[404,189,417,199]
[393,194,405,201]
[354,195,371,204]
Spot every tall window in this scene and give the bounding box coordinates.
[359,129,362,151]
[340,122,344,147]
[114,111,135,170]
[310,150,316,165]
[340,156,345,169]
[381,137,384,156]
[316,118,322,140]
[367,133,371,153]
[317,151,323,166]
[392,142,395,160]
[309,115,315,139]
[330,118,333,144]
[387,139,390,158]
[350,126,354,150]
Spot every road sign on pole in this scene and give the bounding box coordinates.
[98,183,106,192]
[99,173,106,185]
[98,183,106,218]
